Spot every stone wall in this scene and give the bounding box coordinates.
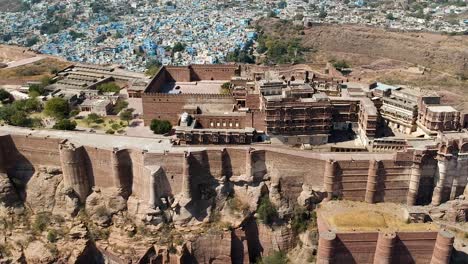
[316,216,450,264]
[142,93,236,125]
[1,133,466,209]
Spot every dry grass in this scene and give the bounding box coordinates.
[319,201,437,232]
[0,58,71,85]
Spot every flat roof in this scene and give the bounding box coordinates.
[160,81,227,94]
[427,105,458,113]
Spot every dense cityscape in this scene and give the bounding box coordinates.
[0,0,467,71]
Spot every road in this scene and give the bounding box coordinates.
[6,56,45,69]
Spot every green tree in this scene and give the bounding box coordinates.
[0,89,11,102]
[97,82,120,93]
[172,42,186,53]
[53,119,77,131]
[113,100,129,114]
[44,97,70,119]
[86,113,101,125]
[257,196,278,225]
[14,98,41,112]
[9,111,32,127]
[150,119,172,134]
[119,108,134,125]
[386,13,396,20]
[29,84,46,97]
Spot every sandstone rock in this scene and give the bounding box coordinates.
[86,189,127,227]
[25,170,62,214]
[233,182,267,212]
[0,172,21,208]
[69,224,88,239]
[127,196,166,225]
[52,182,80,217]
[24,241,55,263]
[297,184,325,209]
[189,230,232,263]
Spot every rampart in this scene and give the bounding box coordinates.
[0,132,466,209]
[316,214,454,264]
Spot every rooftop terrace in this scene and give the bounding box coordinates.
[160,81,227,94]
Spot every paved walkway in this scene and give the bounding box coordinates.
[6,56,45,68]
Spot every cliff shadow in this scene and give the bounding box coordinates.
[452,248,468,264]
[118,149,134,199]
[186,151,219,221]
[2,136,35,201]
[252,150,266,182]
[392,236,416,264]
[242,218,263,263]
[333,237,357,264]
[334,163,344,199]
[375,162,387,203]
[82,149,96,189]
[222,150,233,179]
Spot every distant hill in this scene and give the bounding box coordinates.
[0,0,24,12]
[257,18,468,77]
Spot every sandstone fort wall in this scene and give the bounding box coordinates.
[2,133,465,209]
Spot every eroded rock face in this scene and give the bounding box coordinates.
[52,182,81,217]
[24,241,55,264]
[85,189,127,227]
[0,172,21,208]
[189,230,232,264]
[25,168,63,214]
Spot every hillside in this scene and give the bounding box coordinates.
[257,18,468,77]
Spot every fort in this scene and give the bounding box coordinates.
[0,125,466,263]
[141,63,467,147]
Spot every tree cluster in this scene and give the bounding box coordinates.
[96,82,120,94]
[150,119,172,134]
[257,32,306,64]
[0,98,41,127]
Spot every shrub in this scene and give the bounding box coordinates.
[105,129,115,134]
[150,119,172,134]
[257,250,287,264]
[111,123,120,130]
[47,229,57,242]
[32,213,50,233]
[291,208,309,235]
[53,119,77,131]
[0,89,11,102]
[257,196,277,225]
[332,59,350,69]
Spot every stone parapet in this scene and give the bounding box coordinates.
[373,232,396,264]
[317,231,336,264]
[59,141,90,203]
[430,230,454,264]
[365,159,380,204]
